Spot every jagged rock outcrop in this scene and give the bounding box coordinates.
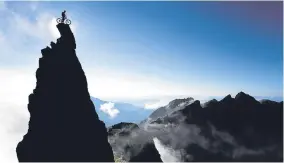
[107,122,162,162]
[108,122,139,136]
[142,97,194,124]
[128,141,162,162]
[16,23,114,162]
[134,92,283,162]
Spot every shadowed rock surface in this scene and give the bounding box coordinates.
[110,92,283,162]
[107,122,162,162]
[148,97,194,121]
[108,122,139,137]
[151,92,283,161]
[128,141,162,162]
[16,23,114,162]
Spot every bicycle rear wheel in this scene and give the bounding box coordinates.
[56,18,62,23]
[65,19,71,25]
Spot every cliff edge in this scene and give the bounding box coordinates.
[16,23,114,162]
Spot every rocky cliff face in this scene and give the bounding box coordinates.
[16,23,114,162]
[141,97,194,125]
[110,92,283,162]
[107,122,162,162]
[153,92,283,161]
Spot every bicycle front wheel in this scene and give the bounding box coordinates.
[65,19,71,25]
[56,18,62,23]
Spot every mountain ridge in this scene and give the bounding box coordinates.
[109,91,283,162]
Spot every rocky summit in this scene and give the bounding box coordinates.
[109,92,283,162]
[16,23,114,162]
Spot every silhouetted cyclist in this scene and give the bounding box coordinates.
[61,10,66,23]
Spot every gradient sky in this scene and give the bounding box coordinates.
[0,2,283,162]
[0,1,283,104]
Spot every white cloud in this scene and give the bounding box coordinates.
[99,102,120,118]
[11,12,52,41]
[0,69,33,163]
[11,12,63,43]
[144,99,171,109]
[0,103,29,163]
[49,17,61,39]
[1,4,77,46]
[85,68,209,101]
[153,137,183,162]
[0,68,35,105]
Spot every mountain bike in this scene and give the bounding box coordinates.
[56,18,71,25]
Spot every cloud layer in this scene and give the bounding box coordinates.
[100,102,120,118]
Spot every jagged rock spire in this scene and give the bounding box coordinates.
[16,23,114,162]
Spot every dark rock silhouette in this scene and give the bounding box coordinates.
[128,141,162,162]
[108,122,139,136]
[119,92,283,162]
[146,97,194,123]
[164,93,282,161]
[16,23,114,162]
[107,122,162,162]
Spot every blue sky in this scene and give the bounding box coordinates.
[0,2,282,162]
[0,1,282,104]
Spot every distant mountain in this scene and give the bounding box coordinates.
[108,92,283,162]
[254,96,283,102]
[91,97,153,127]
[140,95,283,126]
[141,97,194,125]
